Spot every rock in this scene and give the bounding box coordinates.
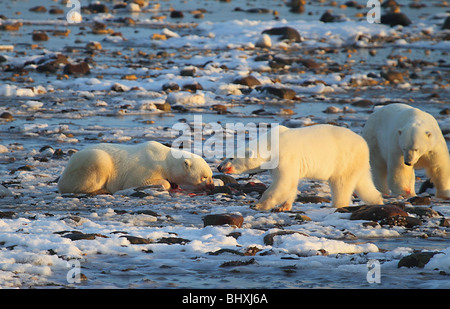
[157,237,190,245]
[63,232,108,241]
[398,252,440,268]
[242,182,266,194]
[349,204,408,221]
[351,99,374,107]
[289,0,305,13]
[213,174,239,184]
[29,6,47,13]
[0,112,14,120]
[296,195,331,204]
[170,10,184,18]
[381,71,404,83]
[162,82,180,92]
[32,31,49,41]
[442,16,450,30]
[36,54,69,73]
[233,75,262,88]
[262,26,302,42]
[261,86,296,100]
[86,41,102,50]
[155,102,171,112]
[180,67,196,76]
[0,210,15,218]
[407,196,431,205]
[379,215,422,228]
[209,186,233,195]
[381,13,412,27]
[63,62,90,75]
[203,213,244,228]
[263,230,309,246]
[120,235,153,244]
[320,11,336,23]
[86,3,109,13]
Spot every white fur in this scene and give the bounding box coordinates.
[218,124,383,211]
[58,141,214,194]
[363,103,450,198]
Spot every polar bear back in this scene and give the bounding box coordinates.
[278,124,370,180]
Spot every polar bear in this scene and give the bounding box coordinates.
[58,141,214,194]
[218,124,383,211]
[362,103,450,199]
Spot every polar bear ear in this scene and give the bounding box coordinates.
[425,131,432,138]
[184,159,192,169]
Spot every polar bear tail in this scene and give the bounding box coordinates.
[355,169,384,205]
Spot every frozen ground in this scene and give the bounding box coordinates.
[0,0,449,289]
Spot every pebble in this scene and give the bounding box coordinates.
[261,86,296,100]
[32,31,49,42]
[203,213,244,228]
[63,62,90,75]
[262,26,302,42]
[347,204,408,221]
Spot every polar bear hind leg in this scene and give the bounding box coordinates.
[354,169,384,205]
[58,149,114,194]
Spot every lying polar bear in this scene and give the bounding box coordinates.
[58,141,214,194]
[218,124,383,211]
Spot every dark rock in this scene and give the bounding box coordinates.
[63,232,107,241]
[296,195,331,204]
[209,248,244,256]
[0,112,14,120]
[162,82,180,92]
[220,258,256,267]
[63,62,90,75]
[213,174,239,184]
[407,196,431,205]
[404,206,438,218]
[381,70,404,83]
[246,8,272,14]
[381,13,412,27]
[263,230,309,246]
[36,54,69,73]
[442,16,450,30]
[320,11,337,23]
[170,10,184,18]
[32,31,49,41]
[233,75,262,88]
[120,235,153,244]
[180,67,196,76]
[182,82,203,92]
[203,213,244,228]
[349,204,408,221]
[157,237,190,245]
[242,182,267,194]
[418,179,434,194]
[351,99,374,107]
[29,6,47,13]
[289,0,305,13]
[398,252,441,268]
[209,186,233,195]
[261,86,296,100]
[379,215,422,228]
[86,3,109,13]
[262,26,302,42]
[0,211,15,219]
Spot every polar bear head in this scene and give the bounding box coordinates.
[217,149,265,174]
[172,155,214,190]
[398,121,435,166]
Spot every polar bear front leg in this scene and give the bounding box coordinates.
[253,168,298,211]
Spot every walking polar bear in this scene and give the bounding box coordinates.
[362,103,450,198]
[58,141,214,194]
[218,124,383,211]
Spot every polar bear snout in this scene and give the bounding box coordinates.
[403,149,420,167]
[217,160,235,174]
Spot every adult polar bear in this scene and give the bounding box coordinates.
[218,124,383,211]
[362,103,450,198]
[58,141,214,194]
